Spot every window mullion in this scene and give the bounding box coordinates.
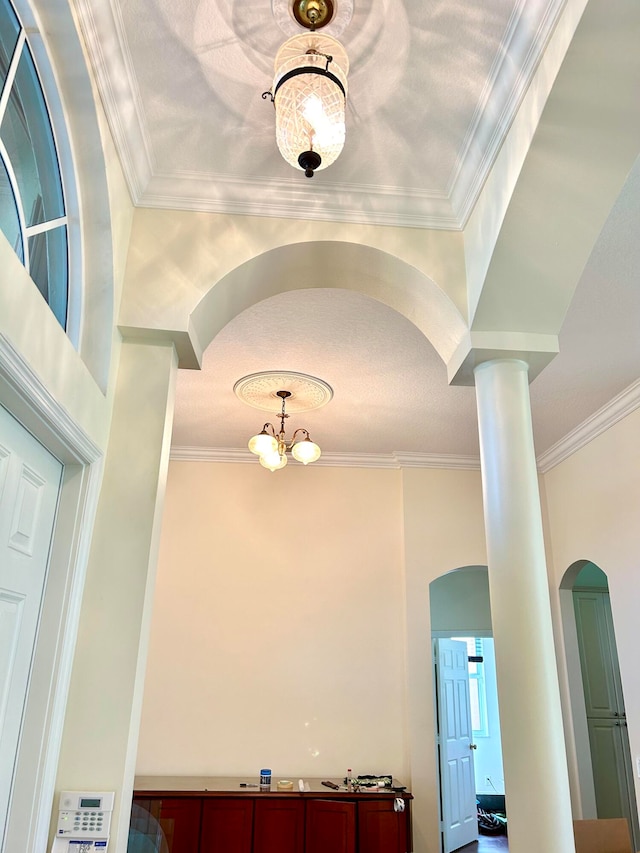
[25,216,67,237]
[0,28,26,125]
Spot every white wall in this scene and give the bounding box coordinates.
[138,463,489,853]
[544,407,640,820]
[402,467,487,853]
[137,409,640,851]
[137,462,408,781]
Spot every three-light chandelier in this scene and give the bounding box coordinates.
[234,371,333,472]
[263,0,349,178]
[248,390,321,471]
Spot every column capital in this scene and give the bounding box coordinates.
[446,330,558,386]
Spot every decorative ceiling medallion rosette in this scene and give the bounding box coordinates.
[233,371,333,413]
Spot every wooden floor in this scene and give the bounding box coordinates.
[458,833,509,851]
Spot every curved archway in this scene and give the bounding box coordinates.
[560,558,592,590]
[189,241,468,368]
[429,566,506,849]
[429,565,492,636]
[560,560,639,846]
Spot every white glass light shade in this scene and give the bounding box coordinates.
[272,33,348,175]
[248,430,278,456]
[260,450,288,472]
[291,437,321,465]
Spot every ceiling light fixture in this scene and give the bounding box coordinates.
[263,0,348,178]
[234,371,332,472]
[248,390,321,471]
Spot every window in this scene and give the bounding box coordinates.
[455,636,489,738]
[0,0,68,329]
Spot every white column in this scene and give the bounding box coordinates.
[474,358,575,853]
[54,339,178,852]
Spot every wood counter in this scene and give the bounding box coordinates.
[130,776,413,853]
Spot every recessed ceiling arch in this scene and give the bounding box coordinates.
[190,240,469,368]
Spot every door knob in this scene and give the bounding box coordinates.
[470,744,477,750]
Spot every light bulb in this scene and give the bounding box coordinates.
[291,437,321,465]
[248,430,278,456]
[260,451,288,472]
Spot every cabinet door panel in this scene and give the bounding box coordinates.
[306,799,356,853]
[357,800,408,853]
[130,797,202,853]
[253,799,304,853]
[201,798,254,853]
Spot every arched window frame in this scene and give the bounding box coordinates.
[0,0,80,342]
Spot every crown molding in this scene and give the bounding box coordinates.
[536,379,640,473]
[450,0,566,225]
[139,172,459,231]
[77,0,565,230]
[74,0,154,201]
[170,446,481,470]
[171,382,640,474]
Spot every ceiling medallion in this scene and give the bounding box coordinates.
[233,371,333,413]
[234,372,333,472]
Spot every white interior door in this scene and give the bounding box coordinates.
[0,405,62,848]
[436,638,478,852]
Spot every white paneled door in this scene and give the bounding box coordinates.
[0,405,62,848]
[436,638,478,853]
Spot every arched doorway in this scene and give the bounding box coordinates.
[430,566,507,852]
[561,560,639,848]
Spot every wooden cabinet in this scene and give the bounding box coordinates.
[358,800,408,853]
[254,798,304,853]
[130,780,412,853]
[201,798,253,853]
[129,797,202,853]
[305,799,356,853]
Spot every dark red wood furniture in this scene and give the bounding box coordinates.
[129,777,412,853]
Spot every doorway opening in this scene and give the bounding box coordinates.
[560,561,639,850]
[430,567,508,853]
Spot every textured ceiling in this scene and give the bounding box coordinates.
[79,0,640,464]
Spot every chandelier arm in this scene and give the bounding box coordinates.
[262,90,275,104]
[290,428,311,444]
[272,65,345,99]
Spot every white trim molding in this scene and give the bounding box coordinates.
[171,381,640,474]
[0,332,103,853]
[74,0,567,231]
[170,445,482,470]
[536,380,640,473]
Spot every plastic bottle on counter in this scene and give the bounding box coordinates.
[346,769,353,792]
[260,768,272,791]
